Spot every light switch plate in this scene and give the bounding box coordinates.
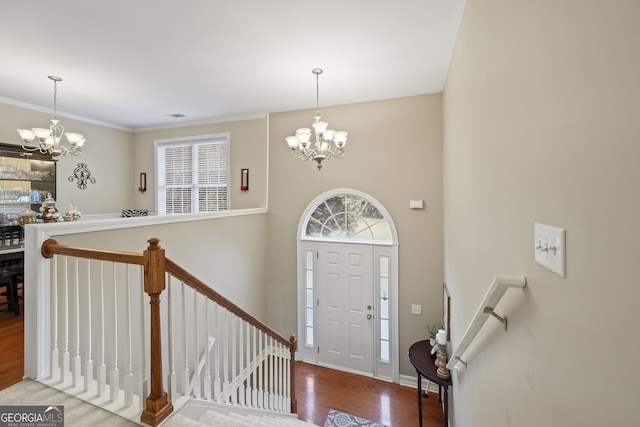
[534,223,566,277]
[411,304,422,315]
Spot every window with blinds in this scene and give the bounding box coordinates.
[156,134,229,214]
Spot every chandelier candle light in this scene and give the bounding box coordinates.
[17,75,86,161]
[285,68,348,170]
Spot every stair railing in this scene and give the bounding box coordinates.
[446,275,526,370]
[40,237,297,426]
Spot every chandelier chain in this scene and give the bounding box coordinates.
[316,71,320,116]
[52,78,58,119]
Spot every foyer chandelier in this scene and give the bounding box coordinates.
[285,68,348,170]
[17,75,86,161]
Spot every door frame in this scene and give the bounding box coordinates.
[295,188,399,382]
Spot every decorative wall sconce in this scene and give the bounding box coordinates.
[241,169,249,192]
[138,173,147,193]
[68,163,96,190]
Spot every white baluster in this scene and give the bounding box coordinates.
[124,265,133,407]
[269,336,274,410]
[204,299,211,400]
[61,257,69,384]
[251,325,257,408]
[223,311,229,403]
[166,275,176,404]
[213,303,221,402]
[110,263,120,402]
[84,260,93,393]
[192,290,201,398]
[72,258,81,388]
[281,342,286,411]
[284,347,295,412]
[49,256,59,380]
[181,281,190,397]
[238,318,244,406]
[257,330,263,409]
[276,341,281,411]
[139,267,148,411]
[97,261,106,397]
[231,315,237,404]
[245,323,251,407]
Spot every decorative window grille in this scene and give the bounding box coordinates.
[304,194,392,243]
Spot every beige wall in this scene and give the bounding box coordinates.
[0,102,133,214]
[51,213,269,319]
[267,95,444,376]
[132,116,268,213]
[443,0,640,425]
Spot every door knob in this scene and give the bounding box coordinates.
[367,314,372,320]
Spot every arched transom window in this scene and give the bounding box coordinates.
[304,193,392,243]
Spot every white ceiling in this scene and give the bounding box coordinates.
[0,0,466,131]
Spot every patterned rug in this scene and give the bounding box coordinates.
[323,409,389,427]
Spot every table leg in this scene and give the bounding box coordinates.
[416,372,423,427]
[443,387,449,427]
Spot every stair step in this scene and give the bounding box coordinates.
[163,409,318,427]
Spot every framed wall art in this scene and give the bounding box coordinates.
[443,282,451,341]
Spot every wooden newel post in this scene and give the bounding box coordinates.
[289,334,297,414]
[141,238,173,426]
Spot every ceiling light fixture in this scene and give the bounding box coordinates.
[285,68,348,170]
[17,75,85,161]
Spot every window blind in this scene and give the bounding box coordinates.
[157,136,229,214]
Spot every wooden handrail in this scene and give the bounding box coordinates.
[40,237,298,419]
[41,238,144,265]
[165,258,294,349]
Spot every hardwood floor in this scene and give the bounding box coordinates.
[0,302,24,390]
[0,306,443,426]
[295,361,444,426]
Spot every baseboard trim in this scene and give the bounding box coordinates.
[399,374,440,394]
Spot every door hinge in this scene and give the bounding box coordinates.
[317,298,319,306]
[317,347,319,354]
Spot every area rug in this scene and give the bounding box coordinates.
[323,409,389,427]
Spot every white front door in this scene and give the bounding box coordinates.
[316,242,374,374]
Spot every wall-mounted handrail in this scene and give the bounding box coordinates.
[446,275,526,370]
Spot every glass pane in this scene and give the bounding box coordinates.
[380,299,389,319]
[380,277,389,296]
[306,270,313,288]
[381,319,389,340]
[306,289,313,307]
[305,250,314,269]
[306,327,314,347]
[305,308,314,327]
[380,340,389,362]
[304,193,392,242]
[379,256,389,277]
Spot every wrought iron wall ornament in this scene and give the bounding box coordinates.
[68,163,96,189]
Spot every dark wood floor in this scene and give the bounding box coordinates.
[295,361,444,426]
[0,303,443,426]
[0,300,24,391]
